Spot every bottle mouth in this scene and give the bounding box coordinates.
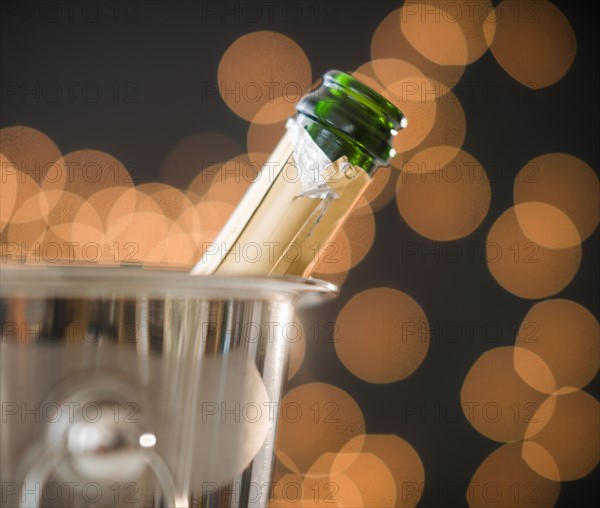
[325,70,406,131]
[295,70,406,172]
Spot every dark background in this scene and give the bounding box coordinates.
[1,1,598,506]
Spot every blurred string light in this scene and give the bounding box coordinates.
[334,288,429,384]
[461,346,556,443]
[385,73,439,155]
[371,7,466,91]
[275,382,365,474]
[486,205,582,299]
[4,161,50,225]
[361,166,394,212]
[402,2,469,66]
[333,434,425,508]
[311,228,352,287]
[286,316,306,381]
[193,200,235,244]
[409,88,465,165]
[310,197,377,286]
[339,198,376,270]
[305,452,397,508]
[515,299,599,394]
[251,95,299,126]
[47,191,93,236]
[69,203,107,259]
[45,192,104,253]
[468,442,561,508]
[523,390,599,481]
[306,462,366,507]
[401,0,495,65]
[0,126,62,188]
[161,132,243,190]
[6,217,48,252]
[138,183,200,235]
[107,208,171,265]
[53,149,133,199]
[513,202,581,250]
[514,153,599,243]
[0,124,251,267]
[269,473,306,507]
[396,147,491,241]
[246,119,286,166]
[203,154,260,205]
[483,0,577,89]
[462,320,599,492]
[141,185,200,264]
[217,31,312,122]
[0,126,208,268]
[355,58,436,99]
[271,434,424,507]
[0,154,18,232]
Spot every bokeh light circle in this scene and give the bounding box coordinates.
[371,8,465,91]
[486,205,581,299]
[303,454,364,507]
[7,169,50,225]
[384,78,438,154]
[401,1,469,65]
[362,166,394,211]
[397,147,491,241]
[250,94,298,125]
[161,132,243,189]
[85,186,132,232]
[514,202,581,249]
[287,316,306,381]
[324,452,397,508]
[514,153,599,242]
[335,288,430,383]
[461,346,555,442]
[341,197,376,270]
[6,218,48,254]
[402,89,466,169]
[483,0,576,89]
[194,200,235,240]
[524,390,600,481]
[247,120,286,162]
[0,126,62,187]
[516,299,599,394]
[204,154,260,206]
[46,191,86,231]
[311,229,352,287]
[275,382,365,474]
[468,442,560,508]
[401,1,495,65]
[218,31,311,122]
[52,149,133,200]
[106,210,170,266]
[0,154,19,231]
[334,434,425,508]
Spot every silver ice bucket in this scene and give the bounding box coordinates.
[0,266,336,507]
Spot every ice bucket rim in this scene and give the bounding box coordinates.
[0,265,338,306]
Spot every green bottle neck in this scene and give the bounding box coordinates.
[296,70,405,174]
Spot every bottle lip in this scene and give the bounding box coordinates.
[323,70,406,132]
[295,70,406,171]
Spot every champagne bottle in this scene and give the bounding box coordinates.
[192,70,405,276]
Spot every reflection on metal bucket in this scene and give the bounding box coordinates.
[0,267,336,507]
